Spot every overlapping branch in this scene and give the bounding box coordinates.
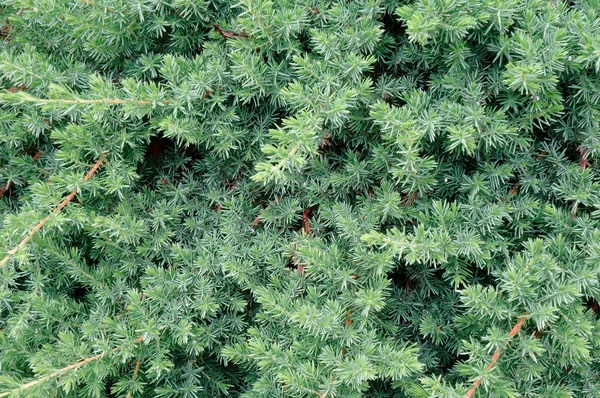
[0,336,143,397]
[0,156,106,268]
[465,316,527,398]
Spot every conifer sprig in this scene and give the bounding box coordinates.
[124,358,141,398]
[0,336,143,398]
[465,316,528,398]
[0,91,170,106]
[0,156,105,267]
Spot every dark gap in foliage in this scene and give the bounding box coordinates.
[67,282,90,303]
[297,30,313,57]
[0,181,14,198]
[140,135,176,174]
[586,297,599,318]
[13,272,29,291]
[104,378,118,398]
[155,23,174,49]
[380,11,405,38]
[387,261,415,296]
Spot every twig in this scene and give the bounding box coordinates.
[301,207,312,236]
[274,142,300,174]
[0,181,13,196]
[209,24,246,39]
[251,196,281,226]
[0,156,105,268]
[1,96,170,106]
[125,357,142,398]
[465,316,527,398]
[0,336,144,397]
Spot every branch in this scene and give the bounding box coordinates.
[465,316,527,398]
[0,156,106,268]
[0,91,171,106]
[8,97,170,106]
[125,357,142,398]
[0,181,13,196]
[0,336,143,398]
[273,142,301,173]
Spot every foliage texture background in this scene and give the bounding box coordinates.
[1,0,600,397]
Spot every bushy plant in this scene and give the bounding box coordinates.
[1,0,600,397]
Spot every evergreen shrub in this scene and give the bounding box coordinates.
[1,0,600,396]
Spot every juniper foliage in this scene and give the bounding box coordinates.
[1,0,600,397]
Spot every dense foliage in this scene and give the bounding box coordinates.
[1,0,600,397]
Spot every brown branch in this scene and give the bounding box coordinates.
[251,199,279,226]
[577,146,590,170]
[0,157,105,268]
[0,336,143,397]
[210,24,246,39]
[301,207,313,236]
[125,357,142,398]
[465,316,527,398]
[0,181,13,196]
[1,93,170,106]
[47,98,169,106]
